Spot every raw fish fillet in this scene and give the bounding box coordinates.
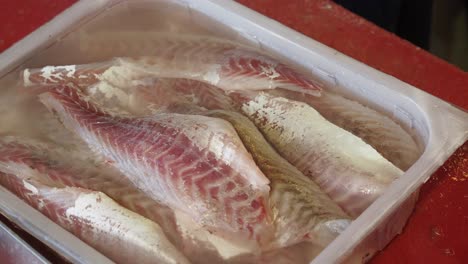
[74,78,397,217]
[0,137,226,263]
[22,34,321,96]
[199,110,351,248]
[0,143,190,264]
[144,80,402,217]
[91,79,351,248]
[0,137,177,233]
[39,86,273,246]
[130,79,401,217]
[269,90,421,171]
[238,92,403,217]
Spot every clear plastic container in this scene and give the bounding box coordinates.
[0,0,466,263]
[0,220,49,264]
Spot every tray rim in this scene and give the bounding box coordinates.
[0,0,466,263]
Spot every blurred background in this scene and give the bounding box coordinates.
[334,0,468,70]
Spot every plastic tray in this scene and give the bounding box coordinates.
[0,0,466,263]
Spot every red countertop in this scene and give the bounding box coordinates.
[0,1,467,263]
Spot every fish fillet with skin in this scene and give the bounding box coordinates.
[198,110,351,248]
[0,148,190,264]
[39,85,273,247]
[22,34,321,96]
[0,137,226,263]
[238,92,403,217]
[269,89,421,171]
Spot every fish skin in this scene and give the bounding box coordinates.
[268,90,421,171]
[39,85,273,247]
[199,110,351,248]
[0,148,190,264]
[22,34,321,96]
[238,92,403,217]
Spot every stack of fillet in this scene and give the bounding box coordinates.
[0,34,421,264]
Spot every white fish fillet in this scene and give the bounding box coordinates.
[197,110,351,248]
[238,93,403,217]
[270,90,422,170]
[0,150,189,264]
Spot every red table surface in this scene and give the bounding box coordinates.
[0,0,466,263]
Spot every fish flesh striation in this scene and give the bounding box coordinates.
[269,90,421,171]
[93,79,351,248]
[0,137,178,236]
[133,79,402,217]
[22,34,321,96]
[238,92,403,217]
[39,85,273,247]
[0,139,190,264]
[0,182,190,264]
[0,137,239,263]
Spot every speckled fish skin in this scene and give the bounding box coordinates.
[199,110,351,248]
[0,143,190,264]
[237,92,403,217]
[22,34,321,96]
[39,86,273,247]
[269,89,422,171]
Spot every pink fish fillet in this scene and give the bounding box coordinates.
[0,146,190,264]
[39,85,273,247]
[22,34,321,96]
